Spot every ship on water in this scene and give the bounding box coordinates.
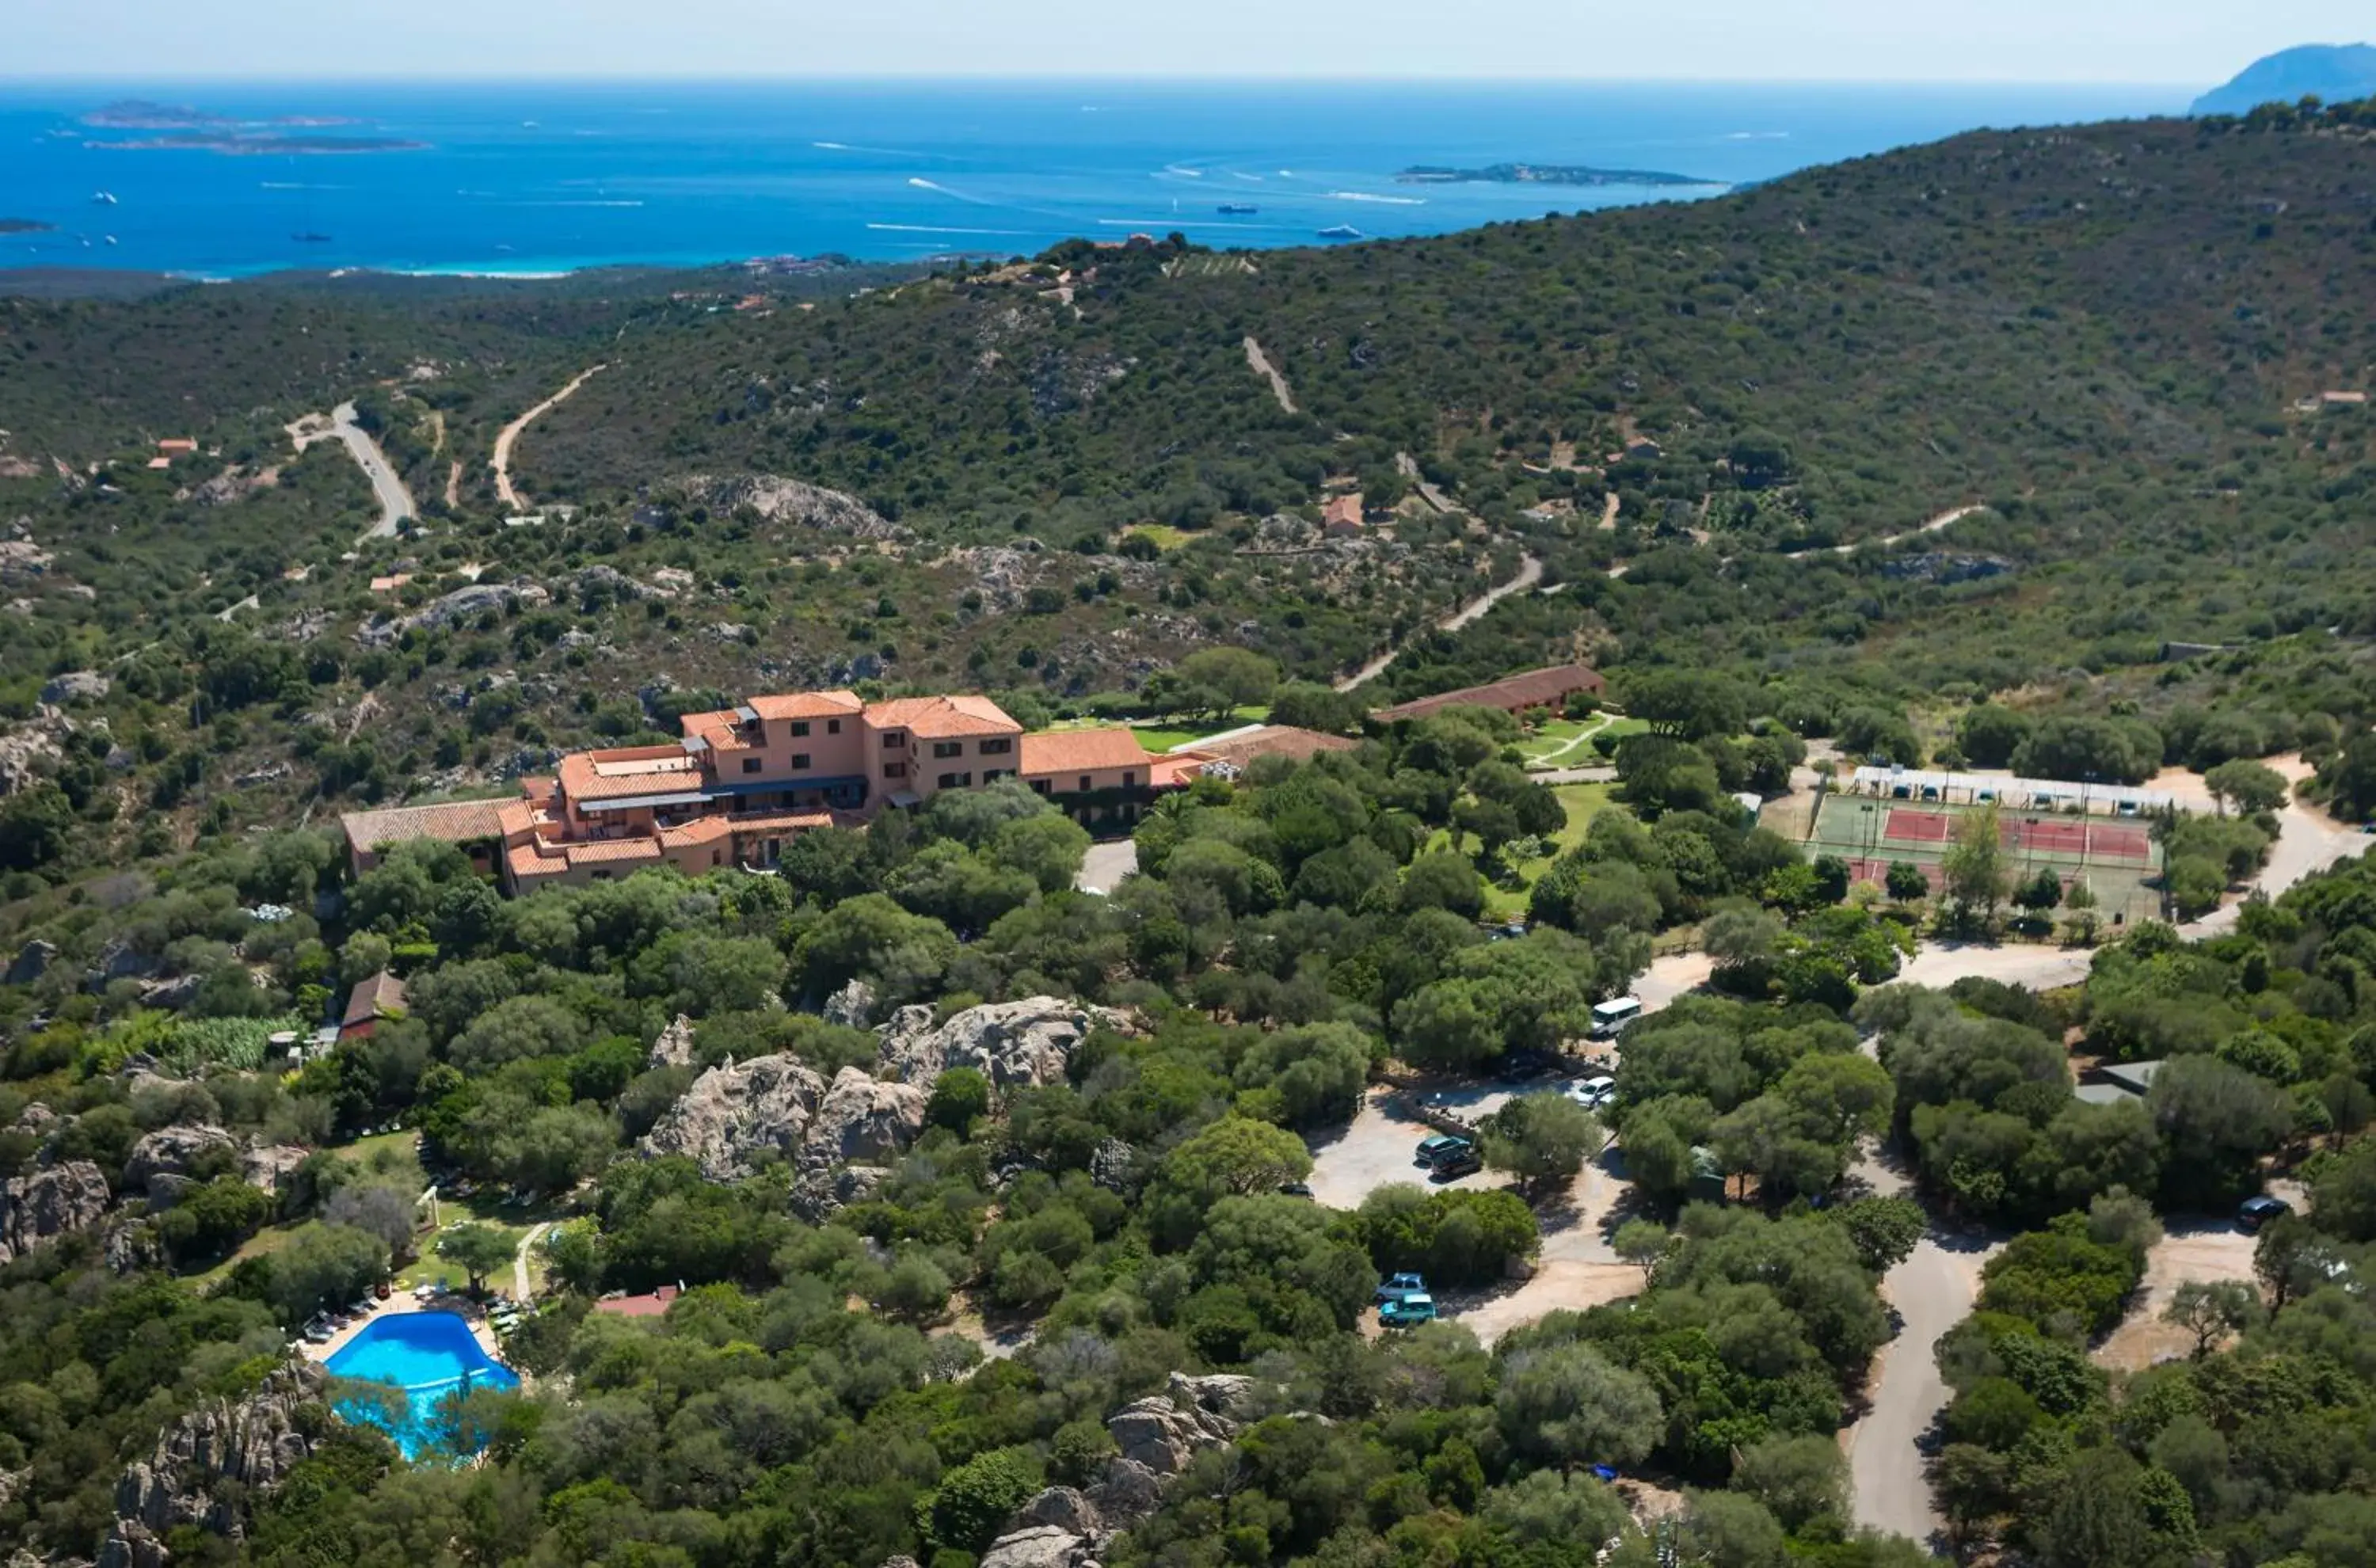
[1217,203,1258,215]
[92,190,118,205]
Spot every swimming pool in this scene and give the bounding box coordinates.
[325,1310,519,1458]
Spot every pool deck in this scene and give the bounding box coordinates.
[300,1293,509,1372]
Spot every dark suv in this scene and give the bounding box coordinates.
[2237,1195,2292,1232]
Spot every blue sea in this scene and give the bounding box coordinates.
[0,79,2190,280]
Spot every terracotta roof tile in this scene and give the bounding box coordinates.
[865,694,1022,739]
[659,816,734,847]
[565,839,666,866]
[558,748,706,802]
[747,690,864,721]
[1019,728,1153,776]
[341,798,508,853]
[1374,664,1606,722]
[341,970,408,1028]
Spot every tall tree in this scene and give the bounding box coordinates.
[1941,801,2009,925]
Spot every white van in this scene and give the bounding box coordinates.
[1590,996,1643,1039]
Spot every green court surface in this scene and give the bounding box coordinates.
[1802,790,2164,927]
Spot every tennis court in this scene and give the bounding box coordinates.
[1879,807,2152,862]
[1807,793,2164,926]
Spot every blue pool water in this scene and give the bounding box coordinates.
[325,1311,519,1459]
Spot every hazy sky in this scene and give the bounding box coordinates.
[7,0,2366,82]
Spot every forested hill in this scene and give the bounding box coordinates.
[2,101,2375,868]
[521,101,2376,543]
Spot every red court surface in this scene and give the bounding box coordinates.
[1845,857,1938,889]
[1881,808,2153,865]
[1883,809,1954,843]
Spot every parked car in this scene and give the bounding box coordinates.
[2237,1194,2293,1232]
[1429,1145,1483,1180]
[1378,1294,1438,1328]
[1416,1134,1472,1167]
[1376,1272,1429,1305]
[1278,1181,1315,1199]
[1568,1074,1617,1109]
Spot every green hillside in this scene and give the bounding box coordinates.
[2,102,2374,873]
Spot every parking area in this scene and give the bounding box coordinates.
[1306,1087,1506,1209]
[1456,1147,1644,1342]
[1309,1077,1647,1344]
[2094,1216,2269,1371]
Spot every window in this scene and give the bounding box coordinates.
[882,731,906,749]
[931,740,963,759]
[938,771,972,790]
[791,753,811,770]
[1030,779,1051,794]
[1123,771,1137,788]
[883,762,907,779]
[828,718,842,734]
[1078,774,1092,792]
[980,737,1013,755]
[982,769,1007,784]
[791,721,810,737]
[741,757,763,774]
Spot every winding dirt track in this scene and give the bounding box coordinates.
[493,363,606,511]
[1243,337,1297,413]
[1335,555,1544,692]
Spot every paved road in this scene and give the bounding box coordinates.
[1637,774,2371,1546]
[494,363,605,511]
[1076,839,1138,894]
[291,403,415,538]
[1336,555,1544,692]
[1848,1210,1996,1543]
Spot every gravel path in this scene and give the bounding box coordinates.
[494,363,605,511]
[1243,337,1297,413]
[1335,555,1543,691]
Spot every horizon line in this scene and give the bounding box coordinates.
[0,71,2212,89]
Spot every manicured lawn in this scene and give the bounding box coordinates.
[1422,782,1620,921]
[1487,782,1619,917]
[1518,714,1647,769]
[333,1128,419,1167]
[1125,706,1271,754]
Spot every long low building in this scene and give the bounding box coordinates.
[1373,663,1606,723]
[343,688,1168,892]
[1844,765,2183,814]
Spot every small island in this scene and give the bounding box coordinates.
[78,99,413,155]
[1396,162,1721,188]
[0,219,55,234]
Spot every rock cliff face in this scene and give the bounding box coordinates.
[0,1160,112,1265]
[981,1373,1260,1568]
[124,1125,238,1201]
[638,1052,938,1178]
[875,998,1129,1090]
[647,1013,698,1070]
[240,1144,310,1197]
[809,1068,929,1164]
[98,1362,326,1568]
[638,1054,826,1181]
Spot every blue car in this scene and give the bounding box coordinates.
[1375,1272,1428,1305]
